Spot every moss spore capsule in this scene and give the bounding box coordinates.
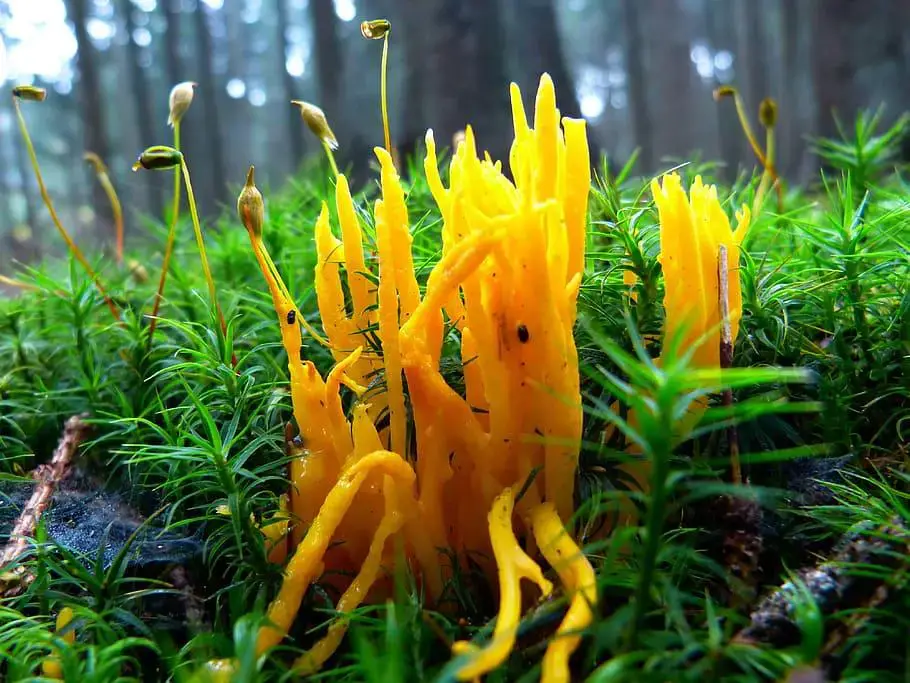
[133,145,183,172]
[12,85,47,102]
[360,19,391,40]
[237,166,265,238]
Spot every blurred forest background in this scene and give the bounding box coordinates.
[1,0,909,271]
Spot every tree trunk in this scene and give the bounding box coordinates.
[58,92,87,223]
[812,0,909,141]
[161,0,182,88]
[642,0,698,165]
[162,0,211,213]
[705,0,741,177]
[425,0,511,163]
[192,4,227,215]
[621,0,653,172]
[399,0,432,159]
[224,1,253,182]
[275,0,305,173]
[739,0,770,112]
[66,0,112,242]
[309,0,344,137]
[3,95,40,264]
[780,0,815,180]
[504,0,581,120]
[121,0,161,215]
[10,101,39,242]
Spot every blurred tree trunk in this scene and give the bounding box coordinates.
[400,1,432,158]
[363,0,408,157]
[160,0,191,215]
[739,0,769,109]
[705,0,741,176]
[812,0,909,140]
[66,0,112,239]
[162,0,214,214]
[11,114,39,239]
[504,0,580,119]
[192,5,226,216]
[0,128,13,238]
[780,0,815,180]
[642,0,698,164]
[224,3,253,179]
[425,0,511,163]
[161,0,182,88]
[58,93,87,220]
[781,0,800,159]
[309,0,344,138]
[4,95,39,263]
[275,0,305,173]
[621,0,652,171]
[120,0,161,215]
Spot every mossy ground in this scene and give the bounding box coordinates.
[1,112,909,682]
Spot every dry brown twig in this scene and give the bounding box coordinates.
[717,245,763,606]
[0,414,89,593]
[718,244,741,484]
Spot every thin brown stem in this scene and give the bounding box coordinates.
[731,92,767,169]
[180,159,224,332]
[323,140,340,178]
[720,89,783,214]
[380,33,392,159]
[180,158,236,368]
[14,99,120,321]
[0,415,89,594]
[147,122,182,348]
[0,274,39,292]
[100,171,124,264]
[85,152,124,264]
[718,244,741,485]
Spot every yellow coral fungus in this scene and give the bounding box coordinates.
[231,73,596,681]
[652,173,750,381]
[451,488,554,679]
[41,607,75,680]
[618,174,751,509]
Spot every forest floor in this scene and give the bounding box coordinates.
[1,105,909,683]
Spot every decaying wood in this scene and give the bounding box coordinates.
[0,414,89,591]
[734,517,910,675]
[169,565,205,633]
[721,493,764,606]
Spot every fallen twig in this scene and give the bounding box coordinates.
[0,414,89,592]
[718,244,740,485]
[734,517,910,676]
[718,245,763,606]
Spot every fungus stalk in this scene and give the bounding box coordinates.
[149,82,196,346]
[134,146,226,342]
[12,86,120,321]
[0,274,39,292]
[361,19,393,159]
[752,98,780,215]
[714,87,782,213]
[84,152,124,264]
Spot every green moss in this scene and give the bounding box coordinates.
[0,111,908,682]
